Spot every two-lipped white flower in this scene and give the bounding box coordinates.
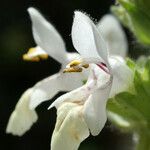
[49,11,133,150]
[6,7,129,138]
[6,8,87,136]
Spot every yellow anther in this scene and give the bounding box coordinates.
[69,60,82,67]
[39,54,49,59]
[63,67,82,73]
[82,64,89,68]
[28,47,37,53]
[23,47,48,62]
[23,54,40,62]
[63,59,89,73]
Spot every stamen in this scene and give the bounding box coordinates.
[23,54,40,62]
[63,67,82,73]
[23,47,48,62]
[69,60,82,67]
[82,64,89,68]
[63,59,89,73]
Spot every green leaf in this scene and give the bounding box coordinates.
[107,58,150,131]
[107,58,150,149]
[112,0,150,45]
[126,58,136,71]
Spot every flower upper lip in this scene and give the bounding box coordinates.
[26,7,89,109]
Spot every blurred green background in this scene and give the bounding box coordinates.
[0,0,136,149]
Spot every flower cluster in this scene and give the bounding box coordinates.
[6,7,133,150]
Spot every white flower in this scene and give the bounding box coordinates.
[6,7,87,136]
[49,11,133,150]
[6,7,129,139]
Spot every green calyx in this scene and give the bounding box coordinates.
[107,58,150,149]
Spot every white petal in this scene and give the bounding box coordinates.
[30,71,88,109]
[48,85,89,110]
[72,11,108,64]
[109,56,133,97]
[30,74,60,109]
[51,102,89,150]
[83,83,112,136]
[6,88,38,136]
[97,14,128,58]
[66,52,81,63]
[28,7,67,64]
